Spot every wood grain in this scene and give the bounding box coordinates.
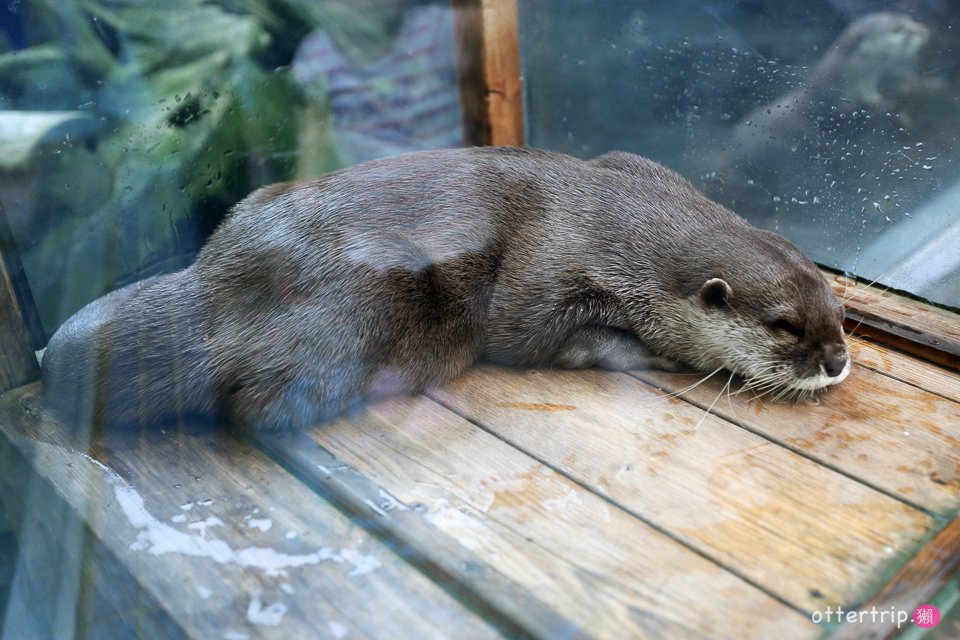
[430,366,934,612]
[308,394,820,639]
[0,203,45,349]
[249,427,581,640]
[452,0,524,146]
[848,338,959,403]
[829,273,960,371]
[831,516,960,640]
[0,246,39,392]
[636,360,960,517]
[0,383,503,640]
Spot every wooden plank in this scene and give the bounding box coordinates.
[636,361,960,517]
[848,337,960,403]
[0,244,39,392]
[249,428,582,640]
[452,0,524,146]
[0,445,88,640]
[430,366,935,612]
[303,394,819,639]
[832,516,960,640]
[828,273,960,371]
[0,202,45,349]
[0,383,504,640]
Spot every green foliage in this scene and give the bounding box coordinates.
[1,0,353,330]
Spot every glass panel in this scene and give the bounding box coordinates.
[0,1,461,637]
[518,0,960,309]
[0,0,462,334]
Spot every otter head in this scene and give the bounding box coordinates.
[670,227,849,399]
[820,12,929,111]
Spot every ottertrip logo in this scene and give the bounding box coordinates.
[810,604,940,629]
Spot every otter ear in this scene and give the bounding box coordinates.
[699,278,732,308]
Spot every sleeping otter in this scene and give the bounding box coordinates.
[42,147,849,431]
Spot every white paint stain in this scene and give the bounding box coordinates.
[88,456,381,583]
[195,584,213,599]
[285,530,298,540]
[246,591,287,626]
[425,501,490,551]
[222,632,248,640]
[106,470,336,573]
[171,514,187,523]
[188,516,224,538]
[364,499,388,517]
[279,583,295,594]
[180,502,194,511]
[247,518,273,533]
[338,548,381,577]
[329,621,349,638]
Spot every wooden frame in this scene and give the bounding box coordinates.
[833,516,960,639]
[829,272,960,371]
[0,204,40,393]
[452,0,524,146]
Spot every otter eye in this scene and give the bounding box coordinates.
[770,318,804,338]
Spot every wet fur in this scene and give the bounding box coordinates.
[42,147,847,431]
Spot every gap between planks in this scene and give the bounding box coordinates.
[423,391,811,618]
[626,369,941,519]
[246,427,584,640]
[305,391,819,638]
[632,340,960,520]
[426,366,936,615]
[0,383,510,640]
[847,337,959,404]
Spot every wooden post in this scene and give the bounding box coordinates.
[452,0,525,147]
[0,202,42,392]
[0,253,40,392]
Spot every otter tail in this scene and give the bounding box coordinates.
[41,266,218,429]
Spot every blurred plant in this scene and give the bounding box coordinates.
[0,0,381,331]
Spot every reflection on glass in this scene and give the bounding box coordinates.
[519,0,960,308]
[0,1,460,636]
[0,0,460,334]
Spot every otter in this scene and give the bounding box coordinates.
[709,13,929,217]
[41,147,850,432]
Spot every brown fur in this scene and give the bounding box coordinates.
[42,147,848,431]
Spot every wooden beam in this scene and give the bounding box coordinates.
[825,271,960,372]
[0,244,40,392]
[831,516,960,640]
[0,383,513,640]
[249,427,583,640]
[0,200,45,344]
[452,0,524,146]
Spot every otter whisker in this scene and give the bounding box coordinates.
[723,371,736,412]
[694,375,730,430]
[748,386,782,402]
[644,366,725,403]
[837,266,899,307]
[738,371,794,401]
[743,384,788,402]
[732,363,783,395]
[736,368,791,397]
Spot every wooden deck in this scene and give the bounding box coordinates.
[0,308,958,639]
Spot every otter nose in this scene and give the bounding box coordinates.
[824,354,848,377]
